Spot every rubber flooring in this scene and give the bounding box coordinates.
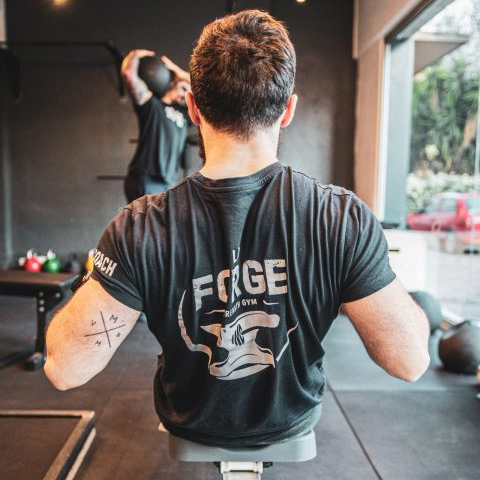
[1,296,479,480]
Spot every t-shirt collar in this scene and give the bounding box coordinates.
[191,162,283,191]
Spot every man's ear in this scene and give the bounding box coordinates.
[185,91,201,126]
[280,94,298,128]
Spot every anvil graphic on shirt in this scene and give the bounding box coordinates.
[177,291,298,380]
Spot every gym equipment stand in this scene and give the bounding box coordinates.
[0,271,76,370]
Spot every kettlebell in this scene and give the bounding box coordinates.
[43,250,62,273]
[438,320,480,375]
[409,291,442,333]
[24,249,42,273]
[66,253,82,274]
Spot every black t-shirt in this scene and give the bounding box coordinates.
[91,162,395,446]
[128,97,188,183]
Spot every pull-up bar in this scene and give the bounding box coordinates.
[0,39,125,99]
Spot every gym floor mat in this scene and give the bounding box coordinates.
[2,297,479,479]
[323,316,478,391]
[333,390,480,480]
[0,410,95,480]
[74,392,380,480]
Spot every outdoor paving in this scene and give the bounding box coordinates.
[426,245,480,319]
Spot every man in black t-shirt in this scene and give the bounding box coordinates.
[45,11,430,447]
[122,50,190,202]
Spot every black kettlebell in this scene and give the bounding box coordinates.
[66,253,82,274]
[409,291,442,333]
[138,55,173,99]
[438,320,480,374]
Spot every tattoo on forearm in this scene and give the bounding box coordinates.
[84,312,126,348]
[129,80,151,105]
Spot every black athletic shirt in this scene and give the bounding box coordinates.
[91,162,396,446]
[128,96,188,182]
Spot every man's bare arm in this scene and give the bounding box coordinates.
[121,49,154,106]
[44,279,141,390]
[161,55,190,83]
[342,278,430,382]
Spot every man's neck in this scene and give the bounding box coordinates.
[199,128,280,180]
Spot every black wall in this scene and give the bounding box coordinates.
[1,0,354,266]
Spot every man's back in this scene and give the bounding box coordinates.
[44,10,429,450]
[92,162,395,445]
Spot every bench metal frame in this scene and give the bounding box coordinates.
[0,272,75,370]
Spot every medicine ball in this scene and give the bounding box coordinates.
[409,290,442,333]
[438,320,480,375]
[138,56,173,98]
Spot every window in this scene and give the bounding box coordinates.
[425,197,442,213]
[440,198,458,213]
[466,197,480,212]
[381,0,480,320]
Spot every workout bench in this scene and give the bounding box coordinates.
[167,429,317,480]
[0,270,76,370]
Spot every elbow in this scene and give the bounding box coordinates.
[395,352,431,382]
[44,358,74,391]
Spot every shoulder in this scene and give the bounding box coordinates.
[287,167,359,210]
[123,193,167,225]
[124,178,190,219]
[288,167,352,195]
[134,95,163,116]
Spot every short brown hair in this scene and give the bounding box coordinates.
[190,10,296,139]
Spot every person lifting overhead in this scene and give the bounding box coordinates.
[121,50,191,202]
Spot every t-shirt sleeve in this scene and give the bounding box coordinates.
[340,196,396,303]
[90,207,144,311]
[134,96,163,126]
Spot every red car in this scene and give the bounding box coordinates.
[407,193,480,232]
